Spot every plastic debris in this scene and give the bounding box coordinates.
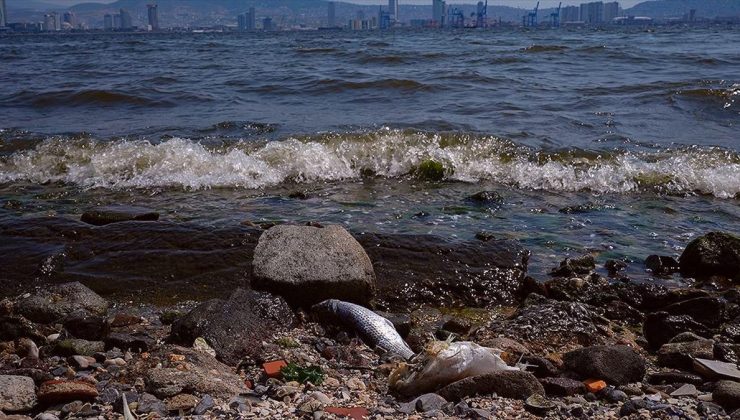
[584,378,607,393]
[389,339,518,396]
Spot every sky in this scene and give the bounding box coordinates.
[38,0,648,8]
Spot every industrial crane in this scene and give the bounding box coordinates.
[523,1,539,27]
[550,2,561,28]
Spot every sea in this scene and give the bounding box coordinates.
[0,27,738,292]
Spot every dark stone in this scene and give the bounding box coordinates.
[105,332,155,353]
[715,342,740,364]
[680,232,740,280]
[288,191,309,200]
[550,255,595,277]
[662,297,727,327]
[563,345,646,385]
[643,311,714,349]
[539,377,585,396]
[604,259,627,274]
[137,393,168,416]
[63,311,110,341]
[466,191,503,205]
[697,401,727,417]
[714,381,740,411]
[657,339,715,370]
[52,339,105,357]
[408,393,447,413]
[645,255,680,275]
[15,282,109,324]
[600,387,628,403]
[603,300,644,325]
[81,207,159,226]
[519,355,559,378]
[169,288,295,365]
[0,316,45,342]
[437,371,544,402]
[474,232,495,242]
[620,399,651,417]
[193,394,215,416]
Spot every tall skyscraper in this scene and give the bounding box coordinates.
[262,16,273,31]
[63,11,76,29]
[328,1,336,27]
[389,0,398,22]
[104,14,113,30]
[248,7,256,30]
[580,1,604,24]
[120,9,132,29]
[603,1,620,22]
[0,0,7,27]
[113,14,121,29]
[561,6,579,23]
[432,0,446,26]
[147,4,159,30]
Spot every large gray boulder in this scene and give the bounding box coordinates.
[252,225,375,306]
[15,282,108,324]
[0,375,38,412]
[563,345,646,385]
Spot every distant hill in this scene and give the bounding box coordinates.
[6,0,63,11]
[626,0,740,18]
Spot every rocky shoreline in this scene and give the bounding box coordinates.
[1,209,739,419]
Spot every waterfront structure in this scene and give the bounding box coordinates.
[389,0,399,23]
[603,1,620,22]
[432,0,446,27]
[580,1,604,24]
[120,9,133,29]
[147,4,159,30]
[0,0,7,28]
[328,1,336,27]
[561,5,580,23]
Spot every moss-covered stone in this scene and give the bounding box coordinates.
[414,160,449,181]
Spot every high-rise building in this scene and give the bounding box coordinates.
[147,4,159,30]
[561,5,580,22]
[580,1,604,24]
[262,17,273,31]
[432,0,446,26]
[113,14,121,28]
[327,1,336,27]
[248,7,256,30]
[63,11,76,29]
[603,1,620,22]
[0,0,7,27]
[389,0,399,22]
[119,9,132,29]
[44,13,58,31]
[104,14,113,30]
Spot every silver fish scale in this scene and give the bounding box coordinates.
[319,299,415,360]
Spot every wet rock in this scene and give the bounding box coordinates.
[466,191,503,205]
[539,377,585,396]
[604,259,627,274]
[109,312,143,327]
[563,345,646,385]
[0,375,38,412]
[16,282,108,324]
[643,311,714,349]
[193,394,214,416]
[550,254,595,277]
[358,233,529,310]
[404,308,446,353]
[252,225,375,307]
[647,371,704,385]
[0,316,45,343]
[602,300,644,325]
[37,380,98,404]
[600,387,628,403]
[474,231,495,242]
[62,311,110,341]
[657,339,715,370]
[437,371,544,402]
[662,296,727,327]
[715,342,740,364]
[645,255,680,275]
[169,288,294,365]
[105,332,155,353]
[714,381,740,411]
[52,339,104,357]
[80,207,159,226]
[137,393,168,416]
[145,346,247,399]
[680,231,740,280]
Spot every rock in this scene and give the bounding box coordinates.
[550,254,595,277]
[563,345,646,385]
[192,337,216,357]
[698,401,727,417]
[670,384,699,397]
[62,311,110,341]
[662,297,727,327]
[0,316,44,342]
[399,393,447,414]
[693,358,740,381]
[466,191,503,205]
[70,355,96,369]
[519,355,559,378]
[647,371,704,385]
[52,339,104,357]
[145,346,247,399]
[437,371,544,402]
[166,393,199,412]
[524,393,556,415]
[643,311,714,349]
[193,395,214,416]
[109,313,143,327]
[16,282,108,324]
[714,381,740,411]
[680,232,740,280]
[16,338,39,360]
[600,387,628,403]
[169,288,295,365]
[137,393,168,416]
[619,399,651,417]
[645,255,680,275]
[604,259,627,274]
[0,375,38,412]
[669,331,705,343]
[37,380,98,404]
[252,225,376,306]
[80,207,159,226]
[657,339,715,369]
[105,332,155,353]
[539,377,585,396]
[34,414,60,420]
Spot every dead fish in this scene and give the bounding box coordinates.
[313,299,415,360]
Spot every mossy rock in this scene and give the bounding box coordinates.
[414,160,451,181]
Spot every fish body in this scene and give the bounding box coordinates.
[313,299,415,360]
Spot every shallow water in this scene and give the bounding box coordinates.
[0,27,738,286]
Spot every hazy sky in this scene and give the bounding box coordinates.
[40,0,647,8]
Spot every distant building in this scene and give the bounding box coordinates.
[603,1,620,22]
[262,16,274,31]
[327,1,336,27]
[238,7,256,31]
[378,7,391,29]
[63,11,76,29]
[44,13,58,31]
[580,1,604,24]
[389,0,399,22]
[561,6,580,23]
[432,0,446,27]
[0,0,7,28]
[147,4,159,30]
[103,14,113,30]
[120,9,132,29]
[113,14,121,29]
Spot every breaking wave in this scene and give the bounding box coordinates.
[0,130,738,198]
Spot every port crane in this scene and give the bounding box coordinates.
[475,0,488,28]
[550,2,561,28]
[522,1,539,27]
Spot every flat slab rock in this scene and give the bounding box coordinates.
[0,375,38,412]
[80,206,159,226]
[37,380,98,404]
[15,282,109,324]
[252,225,376,306]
